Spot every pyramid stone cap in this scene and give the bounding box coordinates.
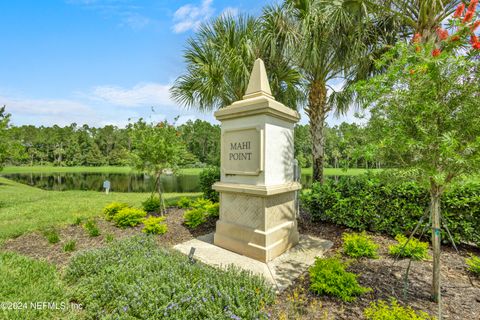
[214,58,300,123]
[243,58,274,100]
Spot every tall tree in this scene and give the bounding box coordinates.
[357,5,480,305]
[0,106,11,171]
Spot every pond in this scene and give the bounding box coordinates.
[1,172,323,193]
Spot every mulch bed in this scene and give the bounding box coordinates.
[2,207,480,319]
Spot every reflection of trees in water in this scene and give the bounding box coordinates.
[3,173,201,193]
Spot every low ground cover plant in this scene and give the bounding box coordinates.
[342,231,379,259]
[113,207,147,228]
[142,216,168,235]
[364,299,434,320]
[142,196,161,212]
[309,256,371,302]
[72,217,83,226]
[63,240,76,252]
[103,202,129,221]
[466,254,480,276]
[183,198,219,228]
[184,208,207,228]
[42,228,60,244]
[176,196,192,208]
[83,219,100,237]
[389,234,429,261]
[64,236,274,319]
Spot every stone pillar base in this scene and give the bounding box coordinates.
[213,182,301,262]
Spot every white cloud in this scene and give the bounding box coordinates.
[220,6,239,17]
[89,82,175,108]
[172,0,214,33]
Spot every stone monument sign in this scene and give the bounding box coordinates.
[213,58,301,262]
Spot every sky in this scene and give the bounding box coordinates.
[0,0,359,128]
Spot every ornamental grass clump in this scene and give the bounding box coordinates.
[103,202,129,221]
[63,240,76,252]
[43,228,60,244]
[142,216,168,235]
[342,231,379,259]
[389,234,429,261]
[309,256,371,302]
[113,207,147,228]
[64,236,274,319]
[83,219,100,237]
[466,254,480,276]
[364,299,435,320]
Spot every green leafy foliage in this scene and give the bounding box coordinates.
[364,299,435,320]
[105,233,115,243]
[64,236,274,319]
[205,202,219,218]
[309,256,371,302]
[343,232,379,259]
[389,235,429,261]
[72,217,83,226]
[466,255,480,276]
[113,207,147,228]
[199,167,220,202]
[42,228,60,244]
[183,208,207,229]
[63,240,76,252]
[302,174,480,247]
[142,216,168,235]
[83,219,100,237]
[142,196,161,212]
[103,202,129,221]
[176,196,192,208]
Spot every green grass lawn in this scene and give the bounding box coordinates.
[301,167,382,176]
[0,177,200,242]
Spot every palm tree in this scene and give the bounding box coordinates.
[170,14,303,112]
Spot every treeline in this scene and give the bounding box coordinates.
[3,119,385,169]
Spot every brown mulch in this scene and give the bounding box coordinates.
[1,208,215,268]
[267,211,480,319]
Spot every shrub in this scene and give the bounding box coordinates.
[205,202,219,218]
[63,240,76,252]
[142,216,168,235]
[64,236,274,319]
[191,198,213,209]
[142,196,161,212]
[177,197,192,209]
[364,299,434,320]
[113,208,147,228]
[309,256,371,302]
[184,208,207,228]
[466,254,480,276]
[103,202,129,221]
[43,228,60,244]
[389,234,429,261]
[199,167,220,202]
[343,232,379,259]
[83,219,100,237]
[301,174,480,247]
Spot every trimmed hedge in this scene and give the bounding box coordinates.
[301,174,480,246]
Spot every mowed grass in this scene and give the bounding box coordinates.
[0,177,200,242]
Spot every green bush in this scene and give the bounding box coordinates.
[142,216,168,235]
[309,256,371,302]
[205,202,220,218]
[343,232,379,259]
[364,299,434,320]
[389,234,429,261]
[43,228,60,244]
[113,207,147,228]
[142,196,161,212]
[466,254,480,276]
[72,217,83,226]
[199,167,220,202]
[183,208,207,228]
[103,202,129,221]
[64,236,274,319]
[83,219,100,237]
[63,240,76,252]
[191,198,213,209]
[301,174,480,247]
[177,197,192,209]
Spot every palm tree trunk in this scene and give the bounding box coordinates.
[308,80,328,184]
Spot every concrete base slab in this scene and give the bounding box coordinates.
[173,233,333,292]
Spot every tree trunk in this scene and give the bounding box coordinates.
[430,184,442,305]
[307,80,328,184]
